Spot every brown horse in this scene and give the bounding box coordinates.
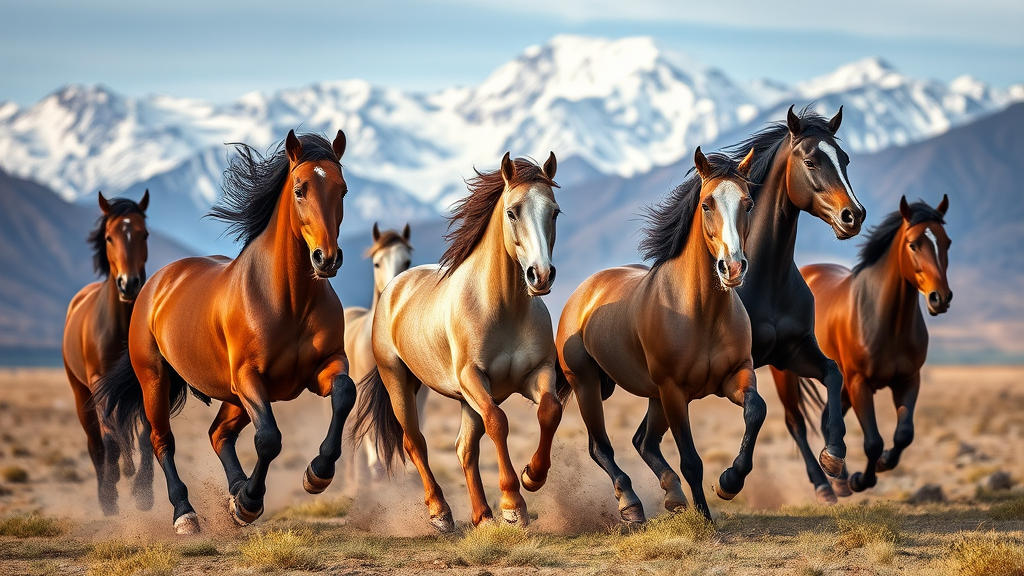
[64,190,152,515]
[354,153,569,532]
[556,147,764,523]
[343,223,425,480]
[772,195,952,498]
[96,131,356,534]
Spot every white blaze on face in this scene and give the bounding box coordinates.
[122,218,132,242]
[712,180,745,261]
[817,140,864,213]
[923,227,941,264]
[516,184,556,271]
[313,166,327,179]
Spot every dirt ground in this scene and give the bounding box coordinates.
[2,366,1024,575]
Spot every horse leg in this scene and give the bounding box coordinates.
[304,363,357,494]
[455,401,492,525]
[132,415,155,511]
[69,375,116,515]
[460,367,528,527]
[716,367,766,501]
[777,334,847,477]
[521,365,563,492]
[98,419,123,514]
[363,435,385,482]
[231,370,282,525]
[660,387,711,521]
[847,376,883,493]
[208,402,251,498]
[877,374,920,473]
[632,398,687,512]
[769,367,837,504]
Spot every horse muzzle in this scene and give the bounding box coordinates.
[311,248,342,279]
[116,275,144,302]
[926,290,952,316]
[717,258,747,289]
[525,264,556,296]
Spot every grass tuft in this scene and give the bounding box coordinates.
[0,513,66,537]
[831,502,903,551]
[178,540,219,557]
[616,509,716,560]
[87,544,178,576]
[449,522,559,567]
[277,496,353,520]
[945,532,1024,576]
[989,495,1024,520]
[87,539,141,560]
[1,466,28,483]
[238,528,323,571]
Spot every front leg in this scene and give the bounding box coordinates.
[876,374,920,473]
[715,366,766,500]
[521,363,564,492]
[305,357,357,494]
[846,374,883,492]
[231,368,281,525]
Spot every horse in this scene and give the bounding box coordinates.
[555,147,764,523]
[353,152,569,533]
[342,223,426,481]
[771,195,952,498]
[63,190,153,515]
[95,130,356,535]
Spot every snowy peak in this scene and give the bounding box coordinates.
[797,57,899,97]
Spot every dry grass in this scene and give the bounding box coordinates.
[448,522,560,567]
[615,509,716,561]
[1,465,28,483]
[989,495,1024,520]
[238,528,323,571]
[177,540,219,557]
[86,541,178,576]
[831,502,904,551]
[945,532,1024,576]
[0,513,66,537]
[276,495,353,519]
[87,539,142,560]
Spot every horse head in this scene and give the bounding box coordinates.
[694,146,756,289]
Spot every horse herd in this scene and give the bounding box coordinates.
[58,106,953,536]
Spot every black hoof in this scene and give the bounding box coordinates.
[849,472,874,493]
[303,463,333,495]
[230,495,264,525]
[876,451,896,473]
[620,502,646,524]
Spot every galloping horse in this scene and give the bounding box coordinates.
[96,131,356,534]
[343,223,426,480]
[717,106,866,503]
[354,153,569,532]
[64,191,153,515]
[556,147,764,523]
[772,196,952,497]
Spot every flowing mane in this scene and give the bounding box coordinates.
[88,197,146,277]
[439,158,558,278]
[208,133,341,250]
[723,106,835,195]
[853,201,945,274]
[639,153,743,268]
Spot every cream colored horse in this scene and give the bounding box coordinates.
[343,223,424,480]
[354,152,569,533]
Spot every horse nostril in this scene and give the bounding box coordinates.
[740,259,748,274]
[549,266,556,284]
[717,260,728,275]
[312,249,324,267]
[928,292,941,306]
[947,291,953,304]
[841,208,855,226]
[526,266,538,286]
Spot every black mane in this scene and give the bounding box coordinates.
[853,201,945,274]
[639,153,743,267]
[208,133,340,249]
[88,198,146,278]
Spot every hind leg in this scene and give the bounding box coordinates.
[304,359,357,495]
[209,402,251,498]
[455,401,492,525]
[716,367,766,501]
[877,374,919,473]
[132,416,155,511]
[769,367,837,503]
[632,399,687,512]
[521,364,564,493]
[69,373,117,515]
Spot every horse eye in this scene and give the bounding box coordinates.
[506,210,517,221]
[105,235,113,243]
[701,203,710,213]
[909,243,917,252]
[552,210,560,221]
[803,160,815,169]
[404,260,411,268]
[746,203,753,213]
[373,262,380,268]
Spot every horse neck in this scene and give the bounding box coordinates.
[655,211,730,315]
[98,274,132,338]
[371,281,382,311]
[459,201,530,313]
[856,228,922,336]
[745,147,799,285]
[243,192,319,314]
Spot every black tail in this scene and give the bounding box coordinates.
[555,362,573,406]
[797,377,826,436]
[351,366,405,475]
[91,352,145,458]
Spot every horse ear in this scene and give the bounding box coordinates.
[828,106,843,135]
[787,105,802,138]
[138,189,150,212]
[500,152,515,186]
[737,147,755,178]
[542,151,557,180]
[372,222,381,242]
[937,194,949,216]
[402,223,411,240]
[98,191,111,214]
[899,195,912,222]
[693,146,712,181]
[285,129,303,164]
[332,129,346,161]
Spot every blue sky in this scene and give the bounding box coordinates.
[1,0,1021,105]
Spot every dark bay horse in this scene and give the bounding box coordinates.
[354,153,569,532]
[772,196,952,498]
[96,131,356,534]
[64,190,152,515]
[556,147,764,523]
[717,106,866,502]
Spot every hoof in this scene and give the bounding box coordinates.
[619,502,646,524]
[132,484,154,512]
[502,506,529,527]
[849,472,874,493]
[815,484,838,505]
[173,512,201,535]
[429,510,456,534]
[303,464,333,495]
[664,493,688,513]
[715,469,742,500]
[830,476,853,497]
[876,452,895,473]
[230,495,264,526]
[819,449,845,478]
[521,465,545,492]
[714,483,737,501]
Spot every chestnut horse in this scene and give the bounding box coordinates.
[772,196,952,498]
[343,223,426,481]
[354,153,569,532]
[556,147,764,523]
[96,131,356,534]
[64,190,152,515]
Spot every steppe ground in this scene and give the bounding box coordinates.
[2,366,1024,575]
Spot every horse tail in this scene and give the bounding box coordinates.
[797,377,826,436]
[554,362,573,406]
[92,352,144,459]
[352,366,405,475]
